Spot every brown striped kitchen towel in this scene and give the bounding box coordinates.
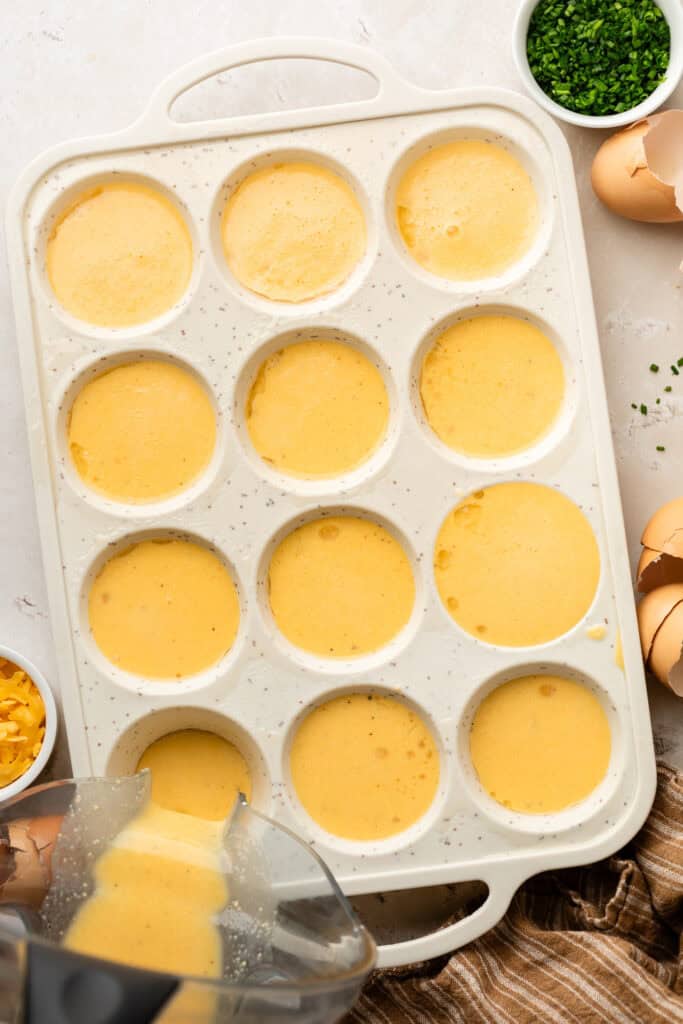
[347,763,683,1023]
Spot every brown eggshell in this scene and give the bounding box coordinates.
[641,497,683,556]
[24,814,61,870]
[649,601,683,691]
[636,583,683,661]
[0,815,62,908]
[668,656,683,697]
[4,825,49,907]
[637,547,683,592]
[591,123,683,224]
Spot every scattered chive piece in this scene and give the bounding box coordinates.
[631,402,638,409]
[678,357,683,367]
[640,403,648,415]
[656,445,666,452]
[650,363,660,372]
[526,0,671,117]
[656,398,661,404]
[665,385,673,392]
[672,365,680,376]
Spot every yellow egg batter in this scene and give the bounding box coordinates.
[268,516,415,657]
[221,162,366,302]
[137,730,252,820]
[65,803,226,977]
[246,339,388,477]
[290,693,439,840]
[396,139,538,280]
[615,630,625,670]
[46,181,193,327]
[420,316,564,457]
[434,483,600,647]
[68,361,216,503]
[89,539,240,678]
[469,675,611,813]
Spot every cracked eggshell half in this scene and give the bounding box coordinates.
[591,112,683,224]
[2,815,62,907]
[637,582,683,695]
[649,601,683,694]
[641,496,683,555]
[637,497,683,592]
[637,547,683,592]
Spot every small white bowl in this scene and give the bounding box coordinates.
[0,645,57,802]
[513,0,683,128]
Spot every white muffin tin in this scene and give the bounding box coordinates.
[7,39,656,967]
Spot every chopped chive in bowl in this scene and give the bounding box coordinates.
[526,0,671,117]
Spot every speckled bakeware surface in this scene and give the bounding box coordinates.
[6,39,656,967]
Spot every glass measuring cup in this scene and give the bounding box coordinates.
[0,773,375,1023]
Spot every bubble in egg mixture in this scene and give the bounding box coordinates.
[46,181,193,327]
[221,162,366,302]
[420,316,564,457]
[469,675,611,814]
[396,140,538,280]
[246,339,388,477]
[434,482,600,646]
[290,693,439,840]
[89,539,240,679]
[268,516,415,658]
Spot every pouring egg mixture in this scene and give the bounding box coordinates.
[64,730,251,976]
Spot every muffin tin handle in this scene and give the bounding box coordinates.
[375,868,523,968]
[139,37,420,131]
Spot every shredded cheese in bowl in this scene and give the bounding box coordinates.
[0,658,46,787]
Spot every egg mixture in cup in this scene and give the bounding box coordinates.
[387,126,553,294]
[41,174,199,335]
[212,150,377,315]
[233,326,400,497]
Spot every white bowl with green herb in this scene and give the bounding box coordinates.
[513,0,683,128]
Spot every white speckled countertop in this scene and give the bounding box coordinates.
[2,0,682,787]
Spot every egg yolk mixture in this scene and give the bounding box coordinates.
[221,162,366,302]
[434,483,600,647]
[89,539,240,678]
[469,675,611,813]
[246,339,388,477]
[137,730,252,820]
[46,181,193,327]
[420,316,564,457]
[68,361,216,503]
[396,140,538,280]
[268,516,415,657]
[64,803,226,978]
[290,693,439,840]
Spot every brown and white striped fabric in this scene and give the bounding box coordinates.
[347,763,683,1024]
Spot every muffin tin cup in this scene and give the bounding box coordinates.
[232,324,400,497]
[210,147,378,317]
[385,123,555,296]
[77,528,248,698]
[280,683,450,859]
[7,39,655,969]
[106,705,272,812]
[410,303,579,474]
[34,170,202,340]
[54,346,226,517]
